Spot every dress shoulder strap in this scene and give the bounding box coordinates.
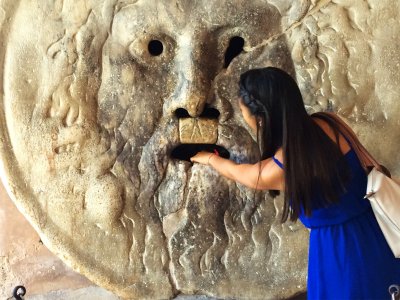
[272,156,284,169]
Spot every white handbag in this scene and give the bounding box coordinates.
[365,168,400,257]
[313,112,400,258]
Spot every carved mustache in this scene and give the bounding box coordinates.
[172,106,230,161]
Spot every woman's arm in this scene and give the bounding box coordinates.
[190,151,284,190]
[392,177,400,185]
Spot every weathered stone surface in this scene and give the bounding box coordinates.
[0,0,399,299]
[179,118,218,144]
[0,181,97,299]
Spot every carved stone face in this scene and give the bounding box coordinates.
[1,0,399,299]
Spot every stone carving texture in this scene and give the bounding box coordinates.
[179,118,218,144]
[0,0,399,299]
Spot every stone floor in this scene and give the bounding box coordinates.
[9,285,307,300]
[27,289,222,300]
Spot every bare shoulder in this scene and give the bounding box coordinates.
[312,117,351,155]
[256,148,284,191]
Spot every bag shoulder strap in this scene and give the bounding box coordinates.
[311,112,382,173]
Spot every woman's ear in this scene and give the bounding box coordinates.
[257,116,263,127]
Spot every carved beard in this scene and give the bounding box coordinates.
[101,92,270,277]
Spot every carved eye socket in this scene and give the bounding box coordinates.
[148,40,164,56]
[224,36,245,68]
[129,35,175,64]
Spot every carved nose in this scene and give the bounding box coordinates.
[167,33,213,117]
[176,73,210,117]
[165,69,210,118]
[186,97,204,117]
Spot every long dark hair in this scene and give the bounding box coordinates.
[239,67,349,222]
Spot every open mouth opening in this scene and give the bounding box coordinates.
[171,144,230,162]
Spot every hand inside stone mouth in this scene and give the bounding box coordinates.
[170,105,231,162]
[172,144,229,162]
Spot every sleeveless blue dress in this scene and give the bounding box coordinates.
[273,149,400,299]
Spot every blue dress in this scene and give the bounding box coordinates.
[273,149,400,299]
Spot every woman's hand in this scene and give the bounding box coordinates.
[190,151,215,165]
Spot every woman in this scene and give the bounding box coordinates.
[190,67,400,299]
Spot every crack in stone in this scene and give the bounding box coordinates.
[244,0,332,53]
